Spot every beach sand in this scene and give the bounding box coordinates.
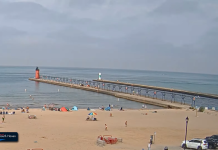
[0,108,217,150]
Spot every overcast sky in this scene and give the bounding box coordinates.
[0,0,218,74]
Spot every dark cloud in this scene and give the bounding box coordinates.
[151,0,201,15]
[0,1,71,23]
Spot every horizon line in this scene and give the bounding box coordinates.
[0,65,217,76]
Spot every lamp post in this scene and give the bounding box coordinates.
[184,117,189,149]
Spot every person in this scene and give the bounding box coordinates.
[105,124,107,131]
[110,113,112,117]
[2,115,5,123]
[109,104,111,107]
[21,108,25,113]
[125,121,127,127]
[148,142,151,150]
[44,104,47,109]
[120,107,123,111]
[26,106,29,113]
[150,138,152,144]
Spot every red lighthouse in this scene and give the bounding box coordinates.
[35,67,40,79]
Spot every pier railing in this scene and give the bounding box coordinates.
[38,75,217,110]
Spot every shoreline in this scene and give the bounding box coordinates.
[0,107,163,111]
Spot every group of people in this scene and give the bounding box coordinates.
[21,106,29,113]
[99,104,115,110]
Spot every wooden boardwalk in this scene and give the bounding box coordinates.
[29,78,190,109]
[93,79,218,99]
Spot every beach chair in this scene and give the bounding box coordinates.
[104,138,111,144]
[6,112,8,115]
[0,111,2,114]
[3,112,5,114]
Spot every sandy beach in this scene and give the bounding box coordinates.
[1,108,217,150]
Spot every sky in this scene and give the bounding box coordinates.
[0,0,218,74]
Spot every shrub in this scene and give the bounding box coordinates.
[199,106,205,112]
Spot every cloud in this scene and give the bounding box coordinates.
[152,0,201,15]
[0,0,218,74]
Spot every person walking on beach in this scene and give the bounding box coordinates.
[125,121,127,127]
[148,142,151,150]
[105,124,108,131]
[2,115,5,123]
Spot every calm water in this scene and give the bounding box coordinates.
[0,66,218,109]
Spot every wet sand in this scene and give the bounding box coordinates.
[0,108,217,150]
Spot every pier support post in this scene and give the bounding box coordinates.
[162,92,165,100]
[119,86,122,92]
[138,88,141,96]
[153,91,157,99]
[171,93,175,103]
[113,85,116,91]
[146,89,149,97]
[125,87,128,93]
[131,86,134,94]
[181,95,185,105]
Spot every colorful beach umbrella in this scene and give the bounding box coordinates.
[88,112,97,115]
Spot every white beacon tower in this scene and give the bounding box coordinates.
[99,73,101,80]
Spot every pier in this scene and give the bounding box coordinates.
[29,77,191,109]
[93,79,218,99]
[28,67,218,110]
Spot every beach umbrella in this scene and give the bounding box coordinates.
[88,112,97,116]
